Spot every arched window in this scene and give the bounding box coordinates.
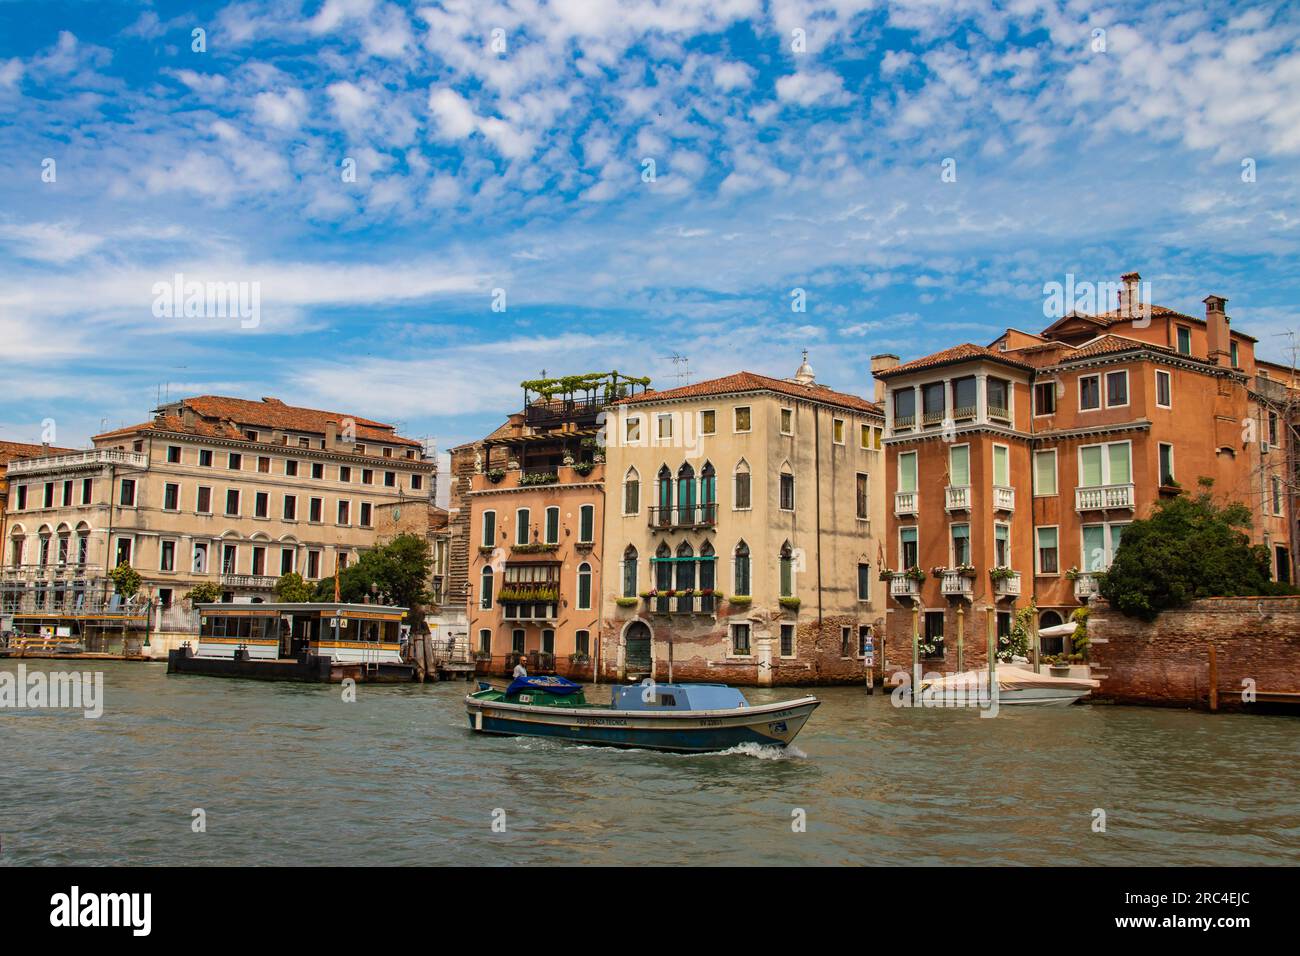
[779,463,795,511]
[733,459,752,510]
[623,545,638,598]
[676,462,696,522]
[780,541,794,597]
[74,522,90,566]
[700,541,716,609]
[655,542,673,609]
[577,562,592,610]
[700,461,717,521]
[8,527,25,566]
[480,565,494,610]
[655,465,673,527]
[734,540,751,597]
[675,541,695,610]
[623,467,640,515]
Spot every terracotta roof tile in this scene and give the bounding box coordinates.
[873,343,1036,378]
[1061,334,1179,361]
[0,440,77,467]
[617,371,880,415]
[93,395,422,448]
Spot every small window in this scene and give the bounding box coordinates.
[1176,326,1192,355]
[731,623,751,656]
[1034,450,1058,497]
[166,445,182,463]
[197,486,212,514]
[1159,443,1175,486]
[780,624,795,657]
[286,459,299,477]
[309,497,322,522]
[163,483,180,511]
[80,479,92,505]
[857,562,870,601]
[1079,374,1101,411]
[1036,527,1059,575]
[1033,382,1055,415]
[623,473,640,515]
[225,489,240,516]
[411,474,423,491]
[384,471,396,487]
[119,479,136,507]
[360,502,372,527]
[779,472,795,511]
[1155,369,1172,408]
[575,630,590,656]
[312,462,324,480]
[479,629,492,654]
[833,418,845,444]
[516,508,530,545]
[734,462,752,510]
[544,506,560,545]
[855,473,869,520]
[254,491,269,518]
[283,495,297,520]
[482,511,496,548]
[735,406,752,432]
[657,414,673,440]
[700,410,716,435]
[860,423,871,449]
[337,500,350,525]
[625,416,641,443]
[579,504,595,543]
[1230,340,1239,368]
[340,466,352,482]
[1105,370,1128,407]
[199,449,213,467]
[228,453,242,470]
[780,408,794,435]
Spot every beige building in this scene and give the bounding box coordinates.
[1,395,434,655]
[599,356,887,685]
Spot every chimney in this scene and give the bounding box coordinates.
[325,420,339,448]
[1204,295,1229,367]
[870,354,900,403]
[1118,271,1141,317]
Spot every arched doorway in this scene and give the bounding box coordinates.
[624,620,652,677]
[1039,610,1065,655]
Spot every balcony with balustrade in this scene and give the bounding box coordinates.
[894,491,918,517]
[6,448,148,476]
[991,570,1022,599]
[993,485,1015,512]
[648,503,718,531]
[220,573,277,590]
[1073,572,1100,601]
[890,573,921,600]
[940,571,973,599]
[1075,484,1135,511]
[945,485,969,512]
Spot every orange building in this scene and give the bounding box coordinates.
[465,373,649,679]
[877,271,1296,675]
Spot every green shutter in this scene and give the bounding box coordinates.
[1034,451,1056,496]
[993,446,1009,486]
[949,446,969,486]
[1080,446,1103,487]
[1107,443,1131,484]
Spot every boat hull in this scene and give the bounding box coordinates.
[465,696,820,753]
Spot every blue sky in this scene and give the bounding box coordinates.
[2,0,1299,485]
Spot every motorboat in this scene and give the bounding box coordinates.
[466,676,820,752]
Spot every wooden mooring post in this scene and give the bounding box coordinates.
[1208,644,1218,712]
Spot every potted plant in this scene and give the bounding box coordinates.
[1049,659,1073,677]
[989,566,1015,583]
[903,566,926,583]
[930,566,948,580]
[573,461,595,476]
[878,568,896,582]
[1065,566,1081,582]
[955,563,977,579]
[485,468,506,484]
[779,596,802,611]
[729,594,752,606]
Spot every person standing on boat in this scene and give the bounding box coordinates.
[512,656,528,680]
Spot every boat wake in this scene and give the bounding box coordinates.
[709,742,806,761]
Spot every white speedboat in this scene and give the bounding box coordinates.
[921,665,1099,706]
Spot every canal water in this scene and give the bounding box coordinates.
[2,660,1297,866]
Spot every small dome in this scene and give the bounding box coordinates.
[793,349,815,385]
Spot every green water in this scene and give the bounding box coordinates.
[1,660,1296,865]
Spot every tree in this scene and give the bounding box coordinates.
[108,562,142,598]
[273,572,313,603]
[1098,482,1295,620]
[185,581,221,605]
[312,533,433,627]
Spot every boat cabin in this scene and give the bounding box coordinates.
[609,683,749,712]
[193,602,408,664]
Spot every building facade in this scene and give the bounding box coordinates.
[599,357,887,686]
[1,395,434,654]
[877,272,1296,676]
[466,373,647,678]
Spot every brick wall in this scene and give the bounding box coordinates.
[447,443,478,610]
[1089,596,1300,708]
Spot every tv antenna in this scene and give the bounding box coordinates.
[662,353,691,387]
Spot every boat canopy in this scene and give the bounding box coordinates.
[505,675,584,697]
[610,683,749,712]
[927,665,1100,692]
